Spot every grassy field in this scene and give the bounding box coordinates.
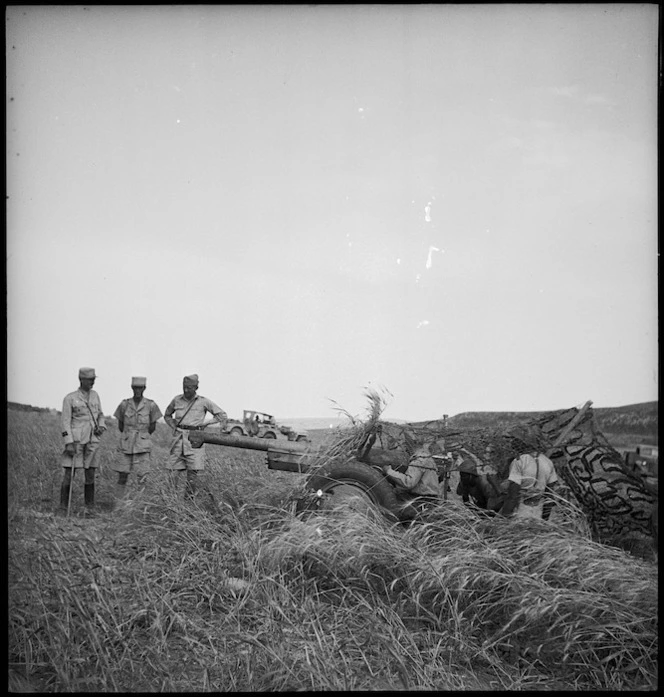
[7,408,658,692]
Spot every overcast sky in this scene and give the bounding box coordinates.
[6,4,658,423]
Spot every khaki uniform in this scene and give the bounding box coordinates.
[113,397,162,476]
[61,388,105,469]
[164,394,227,471]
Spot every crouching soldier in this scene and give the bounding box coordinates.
[112,377,162,501]
[60,367,106,516]
[382,440,442,519]
[456,458,494,512]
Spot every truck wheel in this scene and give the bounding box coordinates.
[230,427,244,437]
[296,435,308,442]
[262,431,277,439]
[303,460,402,521]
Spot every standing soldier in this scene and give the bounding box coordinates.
[163,374,228,499]
[60,367,106,515]
[112,377,163,501]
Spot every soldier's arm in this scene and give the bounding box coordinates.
[206,399,228,429]
[163,400,177,430]
[149,401,163,434]
[500,481,520,517]
[97,402,106,430]
[61,394,74,445]
[500,458,521,517]
[114,402,125,432]
[386,459,424,490]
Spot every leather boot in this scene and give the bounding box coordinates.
[59,483,70,513]
[84,483,95,510]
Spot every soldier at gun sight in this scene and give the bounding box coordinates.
[381,440,443,517]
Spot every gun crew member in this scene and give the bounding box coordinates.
[501,450,559,520]
[163,374,228,499]
[456,457,493,510]
[60,367,106,515]
[382,440,442,518]
[112,376,162,500]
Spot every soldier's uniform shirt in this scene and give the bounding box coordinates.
[164,394,227,471]
[61,388,105,469]
[112,397,163,475]
[387,451,441,497]
[507,452,558,519]
[113,398,162,454]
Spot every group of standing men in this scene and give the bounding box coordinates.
[59,367,227,515]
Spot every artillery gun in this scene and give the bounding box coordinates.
[187,427,433,521]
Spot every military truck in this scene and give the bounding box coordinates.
[224,410,310,442]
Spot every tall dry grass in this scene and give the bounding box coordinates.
[7,409,658,691]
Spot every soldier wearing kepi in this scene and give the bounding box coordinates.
[112,377,163,501]
[60,367,106,515]
[163,374,228,499]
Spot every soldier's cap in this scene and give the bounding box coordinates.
[458,460,478,475]
[131,377,147,387]
[183,374,199,387]
[78,367,96,379]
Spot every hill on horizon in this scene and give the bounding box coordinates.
[7,400,657,446]
[428,401,658,448]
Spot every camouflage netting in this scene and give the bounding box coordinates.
[329,393,657,547]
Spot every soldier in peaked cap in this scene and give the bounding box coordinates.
[59,367,106,515]
[112,377,163,502]
[163,374,228,500]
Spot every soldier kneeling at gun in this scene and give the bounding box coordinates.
[381,441,442,516]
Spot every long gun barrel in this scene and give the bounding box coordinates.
[188,430,318,473]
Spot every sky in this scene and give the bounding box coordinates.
[6,4,659,424]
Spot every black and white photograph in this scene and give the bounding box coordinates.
[7,4,658,692]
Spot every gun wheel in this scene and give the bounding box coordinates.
[230,427,243,437]
[302,461,402,521]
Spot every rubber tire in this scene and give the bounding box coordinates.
[296,435,308,442]
[262,431,277,439]
[304,460,402,521]
[230,427,244,437]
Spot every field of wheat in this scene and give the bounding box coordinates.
[7,408,658,692]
